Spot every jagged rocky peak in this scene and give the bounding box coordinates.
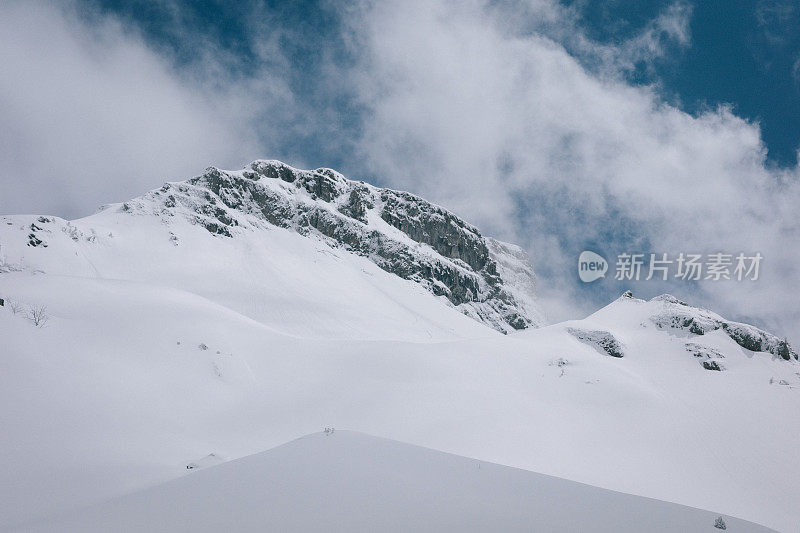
[635,292,797,361]
[131,160,544,333]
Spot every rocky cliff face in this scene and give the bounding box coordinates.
[123,160,544,333]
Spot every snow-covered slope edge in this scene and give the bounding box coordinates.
[10,431,773,533]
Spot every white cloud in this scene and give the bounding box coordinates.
[340,0,800,339]
[0,0,280,218]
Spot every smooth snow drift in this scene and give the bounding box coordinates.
[10,431,774,533]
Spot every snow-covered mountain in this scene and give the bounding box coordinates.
[0,161,798,531]
[18,160,541,333]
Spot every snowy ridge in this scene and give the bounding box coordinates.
[583,291,798,367]
[646,294,797,361]
[119,160,544,332]
[14,431,774,533]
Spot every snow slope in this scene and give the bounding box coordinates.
[12,431,773,533]
[0,162,798,531]
[0,209,490,341]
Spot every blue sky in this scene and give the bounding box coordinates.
[568,0,800,166]
[83,0,800,168]
[1,0,798,339]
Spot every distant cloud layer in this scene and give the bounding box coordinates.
[0,1,266,218]
[1,0,797,340]
[341,0,799,336]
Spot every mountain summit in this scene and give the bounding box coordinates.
[13,160,543,334]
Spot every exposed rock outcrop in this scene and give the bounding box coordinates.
[567,327,624,358]
[685,342,726,371]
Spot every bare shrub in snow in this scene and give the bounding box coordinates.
[27,305,49,327]
[7,299,23,315]
[714,516,726,529]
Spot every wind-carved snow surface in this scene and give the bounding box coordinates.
[0,161,798,531]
